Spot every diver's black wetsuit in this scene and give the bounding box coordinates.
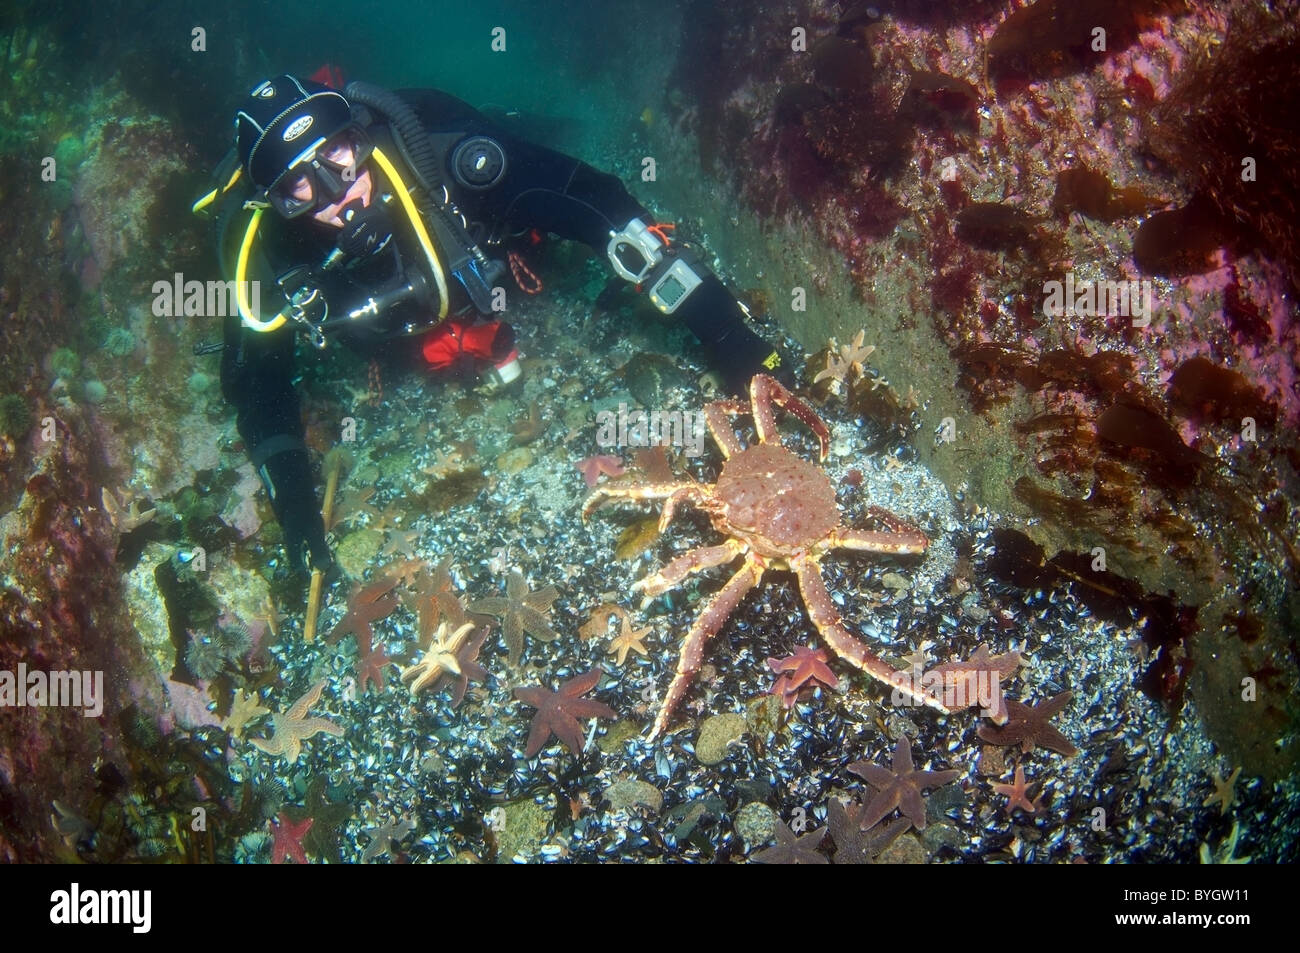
[219,87,780,574]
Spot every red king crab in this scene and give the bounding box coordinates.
[584,374,952,738]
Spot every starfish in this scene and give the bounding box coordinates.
[328,578,399,646]
[976,691,1079,757]
[421,446,467,480]
[825,796,910,864]
[812,330,875,392]
[574,453,626,489]
[379,525,421,558]
[406,556,471,641]
[1199,820,1251,864]
[847,734,962,831]
[355,630,395,694]
[927,643,1021,724]
[401,621,479,697]
[991,765,1041,815]
[838,329,875,375]
[903,640,935,673]
[101,486,157,533]
[330,485,380,531]
[468,569,559,666]
[514,670,616,758]
[270,813,313,864]
[223,688,270,739]
[607,615,652,666]
[250,679,345,762]
[438,625,490,708]
[360,815,417,864]
[1202,766,1242,816]
[752,820,828,864]
[813,351,852,391]
[766,644,840,708]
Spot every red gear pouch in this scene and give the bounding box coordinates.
[421,319,508,370]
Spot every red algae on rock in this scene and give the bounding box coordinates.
[1146,4,1300,291]
[988,0,1188,86]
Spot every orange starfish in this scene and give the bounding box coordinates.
[575,454,626,488]
[977,691,1079,757]
[847,735,961,831]
[607,615,652,666]
[991,765,1042,815]
[514,670,615,758]
[250,679,344,762]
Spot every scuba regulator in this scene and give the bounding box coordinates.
[199,76,509,349]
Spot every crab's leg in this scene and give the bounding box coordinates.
[822,525,929,555]
[864,505,927,537]
[649,556,764,740]
[582,481,697,521]
[791,553,951,717]
[658,483,712,532]
[750,375,831,461]
[634,539,746,597]
[702,400,748,458]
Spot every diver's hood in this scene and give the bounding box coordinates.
[234,74,354,191]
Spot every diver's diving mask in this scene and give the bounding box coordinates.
[266,126,374,219]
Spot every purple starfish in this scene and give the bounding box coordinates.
[514,670,616,758]
[847,735,962,831]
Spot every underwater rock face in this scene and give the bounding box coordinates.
[0,405,164,861]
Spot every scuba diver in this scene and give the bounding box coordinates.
[194,72,789,577]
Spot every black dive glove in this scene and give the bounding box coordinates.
[713,324,794,396]
[678,274,793,395]
[261,449,332,574]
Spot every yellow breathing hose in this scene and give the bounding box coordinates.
[233,145,451,333]
[235,208,288,333]
[369,146,450,319]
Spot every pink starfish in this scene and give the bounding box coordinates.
[575,454,625,489]
[271,812,314,864]
[991,765,1042,815]
[767,644,840,707]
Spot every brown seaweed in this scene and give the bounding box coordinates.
[1053,166,1163,222]
[984,527,1197,713]
[1133,197,1232,277]
[1095,401,1203,488]
[1147,6,1300,291]
[988,0,1185,85]
[1166,356,1277,428]
[812,36,873,90]
[773,83,830,124]
[955,202,1045,254]
[900,70,980,131]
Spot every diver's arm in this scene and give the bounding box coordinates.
[219,300,331,575]
[481,136,787,393]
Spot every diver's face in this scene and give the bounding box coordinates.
[311,164,372,226]
[310,135,371,226]
[276,132,371,224]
